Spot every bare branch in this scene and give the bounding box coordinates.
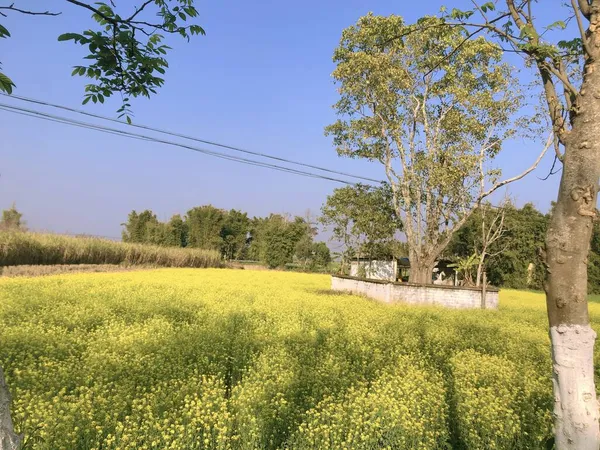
[126,0,153,22]
[571,0,593,56]
[0,3,60,16]
[540,61,579,98]
[65,0,195,35]
[507,0,526,28]
[65,0,112,22]
[480,133,553,199]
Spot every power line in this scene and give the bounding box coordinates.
[1,93,382,184]
[0,102,359,185]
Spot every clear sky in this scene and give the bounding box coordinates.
[1,0,564,239]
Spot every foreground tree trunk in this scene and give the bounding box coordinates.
[543,30,600,447]
[0,366,20,450]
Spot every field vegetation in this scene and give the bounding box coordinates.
[0,269,585,449]
[0,231,222,269]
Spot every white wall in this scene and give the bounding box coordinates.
[331,275,498,309]
[349,260,397,282]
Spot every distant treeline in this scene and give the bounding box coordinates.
[447,202,600,293]
[122,206,331,269]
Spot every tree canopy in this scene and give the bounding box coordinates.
[326,13,547,283]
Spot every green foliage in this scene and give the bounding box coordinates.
[0,231,222,268]
[0,204,25,231]
[120,206,327,269]
[449,254,478,286]
[221,210,250,260]
[448,203,549,289]
[260,215,298,269]
[320,183,401,267]
[327,13,525,276]
[310,242,331,269]
[0,24,15,94]
[0,271,574,448]
[1,1,204,120]
[186,205,226,251]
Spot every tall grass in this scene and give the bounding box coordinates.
[0,231,223,268]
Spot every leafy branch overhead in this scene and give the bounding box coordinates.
[0,0,204,122]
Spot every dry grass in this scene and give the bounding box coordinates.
[0,231,223,268]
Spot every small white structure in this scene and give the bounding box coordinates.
[350,259,398,282]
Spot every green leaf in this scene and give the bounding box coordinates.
[519,24,538,40]
[82,96,91,105]
[58,33,82,42]
[480,2,495,13]
[126,115,132,124]
[0,72,15,94]
[546,20,567,31]
[0,24,10,39]
[98,94,104,103]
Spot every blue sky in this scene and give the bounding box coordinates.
[1,0,565,239]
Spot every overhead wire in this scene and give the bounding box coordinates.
[0,102,359,185]
[0,93,382,184]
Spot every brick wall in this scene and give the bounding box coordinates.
[331,275,498,309]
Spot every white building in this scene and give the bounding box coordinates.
[350,259,398,282]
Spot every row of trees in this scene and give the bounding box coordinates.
[121,206,331,269]
[319,183,600,294]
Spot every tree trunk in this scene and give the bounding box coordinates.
[409,259,434,284]
[0,366,20,450]
[475,253,485,288]
[543,46,600,449]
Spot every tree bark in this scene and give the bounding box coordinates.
[543,28,600,447]
[475,253,485,288]
[0,366,20,450]
[409,258,434,284]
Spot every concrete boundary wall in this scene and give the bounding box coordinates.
[331,275,499,309]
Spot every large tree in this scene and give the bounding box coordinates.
[421,2,600,447]
[186,205,226,251]
[0,2,203,447]
[326,14,549,284]
[220,209,250,260]
[320,183,402,273]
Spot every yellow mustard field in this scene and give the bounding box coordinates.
[1,269,597,449]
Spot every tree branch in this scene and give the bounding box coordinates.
[507,0,526,28]
[0,3,60,16]
[126,0,153,22]
[64,0,194,35]
[480,133,553,199]
[571,0,593,56]
[65,0,113,22]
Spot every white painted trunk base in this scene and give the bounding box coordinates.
[0,367,20,450]
[550,324,600,450]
